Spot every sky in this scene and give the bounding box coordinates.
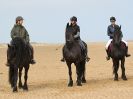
[0,0,133,43]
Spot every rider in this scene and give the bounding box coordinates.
[61,16,90,62]
[6,16,36,66]
[105,16,131,60]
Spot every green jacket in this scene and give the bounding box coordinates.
[11,24,30,43]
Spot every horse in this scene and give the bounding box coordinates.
[108,26,127,81]
[7,37,33,92]
[62,25,87,87]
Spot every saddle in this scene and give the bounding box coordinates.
[108,41,126,53]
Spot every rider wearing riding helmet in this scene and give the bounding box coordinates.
[105,16,131,60]
[6,16,36,66]
[61,16,90,62]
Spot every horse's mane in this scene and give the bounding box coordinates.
[11,37,30,65]
[114,26,122,35]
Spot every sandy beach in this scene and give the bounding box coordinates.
[0,42,133,99]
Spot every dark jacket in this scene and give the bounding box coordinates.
[66,23,80,40]
[107,24,123,39]
[11,24,30,43]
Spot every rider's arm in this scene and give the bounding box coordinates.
[107,26,113,37]
[11,27,16,39]
[74,26,80,38]
[25,29,30,43]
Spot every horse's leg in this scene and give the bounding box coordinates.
[13,65,18,92]
[75,62,82,86]
[23,65,29,91]
[113,59,119,81]
[18,67,23,89]
[121,58,127,80]
[66,62,73,87]
[81,61,86,83]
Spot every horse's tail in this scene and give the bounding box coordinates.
[9,66,14,87]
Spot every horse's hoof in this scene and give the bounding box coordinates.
[82,79,87,83]
[114,78,118,81]
[76,80,82,86]
[122,76,127,81]
[68,84,73,87]
[23,85,28,91]
[18,83,23,89]
[77,83,82,86]
[68,81,73,87]
[13,87,18,92]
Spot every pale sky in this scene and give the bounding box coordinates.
[0,0,133,43]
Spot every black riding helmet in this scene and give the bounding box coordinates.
[16,16,24,22]
[110,16,116,21]
[70,16,77,22]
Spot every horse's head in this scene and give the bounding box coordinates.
[113,25,122,46]
[7,44,16,61]
[65,25,75,46]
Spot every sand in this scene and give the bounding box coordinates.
[0,42,133,99]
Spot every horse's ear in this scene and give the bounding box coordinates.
[119,25,121,30]
[66,23,70,29]
[7,44,11,48]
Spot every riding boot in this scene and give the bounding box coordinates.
[106,49,110,60]
[30,53,36,64]
[31,59,36,64]
[80,41,90,62]
[126,46,131,57]
[86,55,90,62]
[61,57,65,62]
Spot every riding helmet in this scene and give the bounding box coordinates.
[16,16,24,21]
[70,16,77,22]
[110,16,116,21]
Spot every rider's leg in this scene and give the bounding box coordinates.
[61,46,65,62]
[122,39,131,57]
[29,44,36,64]
[105,39,112,60]
[79,40,90,62]
[6,51,10,66]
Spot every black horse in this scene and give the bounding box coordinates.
[108,26,127,81]
[62,26,87,87]
[7,37,33,92]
